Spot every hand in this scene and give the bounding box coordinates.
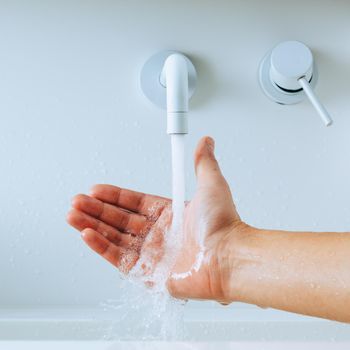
[67,136,248,303]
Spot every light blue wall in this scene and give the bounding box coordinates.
[1,0,350,307]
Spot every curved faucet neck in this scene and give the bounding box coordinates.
[160,54,189,134]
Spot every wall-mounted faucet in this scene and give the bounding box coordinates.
[259,41,333,126]
[140,51,197,134]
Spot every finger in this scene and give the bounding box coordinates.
[72,194,149,235]
[81,228,138,273]
[90,184,169,218]
[67,209,140,248]
[194,136,225,187]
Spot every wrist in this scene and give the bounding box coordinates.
[216,221,261,304]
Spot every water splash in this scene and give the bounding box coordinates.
[103,134,188,340]
[100,279,186,340]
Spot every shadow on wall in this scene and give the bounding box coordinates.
[187,53,233,109]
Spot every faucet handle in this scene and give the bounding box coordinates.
[298,76,332,126]
[259,40,333,127]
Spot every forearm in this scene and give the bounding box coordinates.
[225,224,350,322]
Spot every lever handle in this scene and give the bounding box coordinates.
[259,41,334,127]
[298,76,333,127]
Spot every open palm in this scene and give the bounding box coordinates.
[67,137,242,302]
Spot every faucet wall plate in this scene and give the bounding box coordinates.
[258,44,318,105]
[258,40,332,126]
[140,50,197,110]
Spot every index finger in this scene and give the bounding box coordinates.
[90,184,170,218]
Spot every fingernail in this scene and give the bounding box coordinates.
[206,137,215,152]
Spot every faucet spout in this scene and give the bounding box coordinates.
[140,50,196,129]
[160,54,189,134]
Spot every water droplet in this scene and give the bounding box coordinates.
[24,249,32,255]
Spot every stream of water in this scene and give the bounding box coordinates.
[170,134,186,234]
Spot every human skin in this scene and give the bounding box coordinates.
[67,136,350,323]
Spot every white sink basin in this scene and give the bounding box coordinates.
[0,307,349,345]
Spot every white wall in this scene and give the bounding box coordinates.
[0,0,349,308]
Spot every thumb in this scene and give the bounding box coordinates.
[194,136,224,186]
